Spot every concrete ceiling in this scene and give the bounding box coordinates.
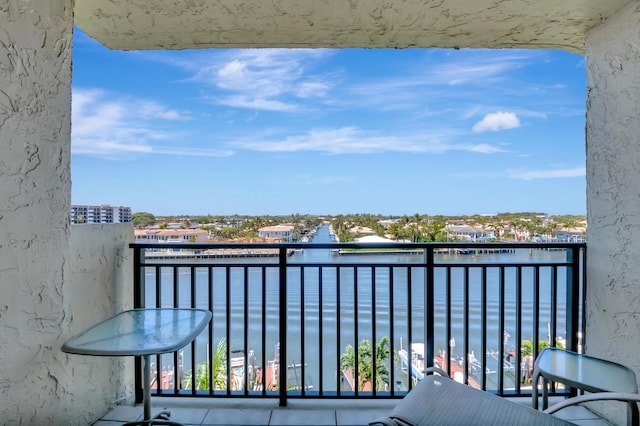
[74,0,632,54]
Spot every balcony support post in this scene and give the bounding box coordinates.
[278,247,288,406]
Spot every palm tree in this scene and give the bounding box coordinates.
[340,337,390,391]
[370,337,391,389]
[183,337,227,390]
[210,337,228,390]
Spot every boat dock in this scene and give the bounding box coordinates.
[144,248,294,260]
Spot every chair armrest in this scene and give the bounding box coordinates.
[369,417,402,426]
[543,392,640,415]
[423,366,449,377]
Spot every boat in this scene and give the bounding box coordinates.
[398,342,481,389]
[265,343,314,391]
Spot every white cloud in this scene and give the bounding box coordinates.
[190,49,335,111]
[214,95,298,112]
[507,167,585,180]
[430,50,532,85]
[472,111,521,133]
[468,144,506,154]
[229,127,505,155]
[72,89,231,158]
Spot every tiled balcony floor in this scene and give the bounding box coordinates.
[92,396,613,426]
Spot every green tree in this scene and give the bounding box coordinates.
[521,339,553,356]
[340,337,390,391]
[131,212,156,228]
[183,338,227,390]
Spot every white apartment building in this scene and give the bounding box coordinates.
[70,205,132,224]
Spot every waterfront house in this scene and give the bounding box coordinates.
[445,224,487,241]
[2,1,640,425]
[258,225,295,243]
[551,227,588,243]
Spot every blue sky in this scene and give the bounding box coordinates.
[71,28,586,216]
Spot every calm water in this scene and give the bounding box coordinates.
[145,225,572,392]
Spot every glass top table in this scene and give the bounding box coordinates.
[62,308,212,425]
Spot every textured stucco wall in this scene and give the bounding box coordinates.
[74,0,632,53]
[0,2,132,425]
[64,223,135,424]
[585,2,640,423]
[0,0,74,424]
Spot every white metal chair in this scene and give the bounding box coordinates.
[532,348,639,426]
[543,392,640,426]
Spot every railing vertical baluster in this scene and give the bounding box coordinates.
[371,265,377,395]
[515,266,522,392]
[463,267,470,385]
[155,266,161,308]
[153,266,161,396]
[173,267,179,307]
[566,247,581,352]
[549,265,558,396]
[389,267,395,395]
[580,247,587,352]
[261,266,267,397]
[353,266,359,397]
[244,266,249,395]
[208,266,214,395]
[191,266,197,307]
[446,267,452,377]
[318,267,324,396]
[336,265,341,396]
[406,266,413,390]
[172,266,179,394]
[189,266,197,395]
[498,266,505,394]
[133,247,144,404]
[481,266,487,390]
[425,248,434,373]
[133,247,144,309]
[300,266,306,396]
[533,266,540,358]
[225,266,231,396]
[550,266,557,350]
[278,247,287,406]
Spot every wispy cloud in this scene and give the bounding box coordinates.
[186,49,335,111]
[228,127,505,155]
[473,111,521,133]
[507,167,585,180]
[430,50,534,85]
[72,89,232,158]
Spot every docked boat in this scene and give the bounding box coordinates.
[398,342,481,389]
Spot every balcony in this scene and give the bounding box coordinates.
[96,230,586,423]
[78,229,606,425]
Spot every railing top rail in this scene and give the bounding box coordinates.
[130,241,586,250]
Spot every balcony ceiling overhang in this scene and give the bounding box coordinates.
[74,0,632,54]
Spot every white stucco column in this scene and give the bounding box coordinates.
[0,1,74,423]
[585,1,640,421]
